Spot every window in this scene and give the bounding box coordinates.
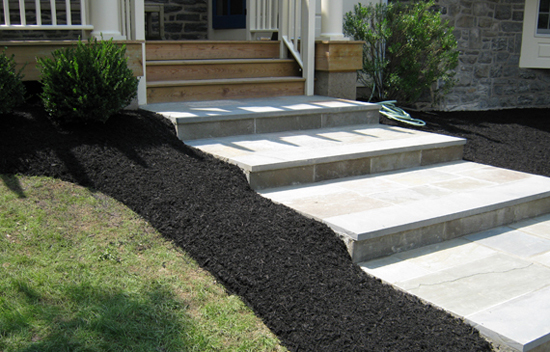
[538,0,550,35]
[520,0,550,68]
[212,0,246,29]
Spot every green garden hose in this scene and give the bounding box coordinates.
[376,100,426,127]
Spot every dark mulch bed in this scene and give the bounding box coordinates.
[382,108,550,178]
[3,102,548,352]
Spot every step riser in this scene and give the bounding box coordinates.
[248,145,464,190]
[146,41,280,61]
[147,81,305,104]
[176,109,380,141]
[147,61,301,81]
[345,196,550,263]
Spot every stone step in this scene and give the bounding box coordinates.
[259,161,550,263]
[359,213,550,352]
[143,96,380,140]
[187,124,465,190]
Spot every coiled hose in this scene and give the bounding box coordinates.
[376,100,426,127]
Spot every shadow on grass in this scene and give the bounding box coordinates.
[4,280,200,352]
[0,174,26,198]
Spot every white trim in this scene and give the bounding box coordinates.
[302,0,315,95]
[0,25,94,30]
[520,0,550,68]
[19,0,26,26]
[50,0,57,26]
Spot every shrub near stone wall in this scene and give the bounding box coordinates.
[434,0,550,111]
[147,0,207,40]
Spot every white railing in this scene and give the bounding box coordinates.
[249,0,279,38]
[120,0,135,40]
[279,0,315,95]
[119,0,145,41]
[1,0,93,30]
[249,0,315,95]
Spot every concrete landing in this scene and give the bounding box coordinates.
[260,161,550,263]
[142,96,379,140]
[187,124,465,189]
[360,214,550,352]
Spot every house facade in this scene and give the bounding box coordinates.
[433,0,550,111]
[3,0,547,111]
[0,0,364,106]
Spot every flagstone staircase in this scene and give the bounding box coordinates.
[145,41,305,104]
[147,96,550,262]
[143,95,550,352]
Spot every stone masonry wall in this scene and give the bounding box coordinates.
[146,0,207,40]
[433,0,550,111]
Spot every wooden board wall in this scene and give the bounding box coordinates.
[0,41,144,81]
[315,41,364,72]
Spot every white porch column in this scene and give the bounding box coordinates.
[320,0,347,40]
[90,0,125,40]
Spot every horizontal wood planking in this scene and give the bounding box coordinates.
[145,40,280,61]
[146,59,300,81]
[315,41,364,72]
[1,41,144,81]
[147,78,305,103]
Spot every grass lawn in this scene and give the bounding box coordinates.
[0,174,286,352]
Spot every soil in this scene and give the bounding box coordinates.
[2,100,549,352]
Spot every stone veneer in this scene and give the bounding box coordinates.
[146,0,207,40]
[432,0,550,111]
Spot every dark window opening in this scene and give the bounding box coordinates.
[213,0,246,29]
[538,0,550,34]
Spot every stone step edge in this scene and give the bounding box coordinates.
[227,135,466,173]
[164,102,380,125]
[326,176,550,243]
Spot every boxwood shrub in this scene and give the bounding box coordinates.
[0,48,26,115]
[38,38,139,124]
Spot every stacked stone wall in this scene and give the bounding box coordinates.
[147,0,207,40]
[434,0,550,111]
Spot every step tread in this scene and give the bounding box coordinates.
[358,212,550,352]
[188,124,466,172]
[147,76,306,87]
[145,40,280,60]
[260,161,550,241]
[144,96,378,123]
[147,58,297,65]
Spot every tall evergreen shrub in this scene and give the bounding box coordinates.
[38,38,139,124]
[0,48,26,115]
[344,1,459,105]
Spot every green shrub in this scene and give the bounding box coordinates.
[0,48,26,115]
[38,38,139,124]
[344,1,459,105]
